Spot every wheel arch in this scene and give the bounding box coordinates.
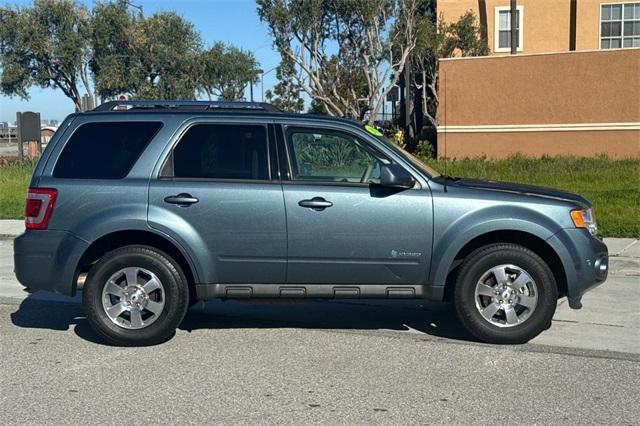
[74,229,199,295]
[440,230,568,302]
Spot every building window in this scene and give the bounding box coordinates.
[601,3,640,49]
[495,6,524,52]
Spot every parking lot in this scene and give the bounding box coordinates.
[1,237,639,424]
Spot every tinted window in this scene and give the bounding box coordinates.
[53,121,162,179]
[286,128,388,184]
[171,124,269,180]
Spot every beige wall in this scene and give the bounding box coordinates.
[575,0,603,50]
[437,48,640,158]
[440,131,639,159]
[439,0,616,54]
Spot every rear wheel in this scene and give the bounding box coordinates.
[83,245,189,346]
[454,243,557,344]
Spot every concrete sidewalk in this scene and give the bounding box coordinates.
[0,220,23,239]
[2,219,638,275]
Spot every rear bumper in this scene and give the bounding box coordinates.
[546,228,608,309]
[13,230,89,297]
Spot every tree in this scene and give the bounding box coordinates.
[89,0,140,99]
[91,5,201,99]
[133,12,202,99]
[257,0,420,123]
[409,8,489,127]
[0,0,93,111]
[307,99,326,115]
[2,1,261,106]
[264,57,304,112]
[195,42,260,101]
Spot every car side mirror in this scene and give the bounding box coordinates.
[379,163,415,189]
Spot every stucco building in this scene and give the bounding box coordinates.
[437,0,640,158]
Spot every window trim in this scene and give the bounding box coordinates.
[281,124,401,188]
[159,121,274,183]
[494,5,524,52]
[599,2,640,49]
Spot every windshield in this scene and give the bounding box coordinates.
[372,132,441,178]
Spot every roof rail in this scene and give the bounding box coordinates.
[92,100,281,113]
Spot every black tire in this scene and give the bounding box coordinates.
[453,243,557,344]
[83,245,190,346]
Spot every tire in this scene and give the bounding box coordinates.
[83,245,190,346]
[453,243,557,344]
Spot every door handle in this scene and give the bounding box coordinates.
[298,197,333,211]
[164,193,199,207]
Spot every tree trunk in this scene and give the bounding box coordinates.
[80,65,94,111]
[403,61,415,142]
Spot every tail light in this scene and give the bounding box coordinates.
[25,188,57,230]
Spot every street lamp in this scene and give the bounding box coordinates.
[258,67,277,102]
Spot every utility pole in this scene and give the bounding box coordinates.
[510,0,518,54]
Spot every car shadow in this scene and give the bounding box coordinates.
[10,292,477,346]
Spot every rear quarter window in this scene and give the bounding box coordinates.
[53,121,162,179]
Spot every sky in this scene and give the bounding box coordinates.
[0,0,283,123]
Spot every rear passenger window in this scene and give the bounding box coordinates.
[170,124,269,180]
[53,122,162,179]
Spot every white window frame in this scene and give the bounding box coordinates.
[494,6,524,52]
[599,2,640,49]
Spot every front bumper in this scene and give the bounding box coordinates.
[14,230,89,297]
[546,228,608,309]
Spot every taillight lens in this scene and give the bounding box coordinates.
[25,188,57,230]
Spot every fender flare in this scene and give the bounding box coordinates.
[429,205,563,287]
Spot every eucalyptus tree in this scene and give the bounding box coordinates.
[257,0,420,123]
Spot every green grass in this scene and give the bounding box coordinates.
[0,159,36,220]
[0,156,638,237]
[423,155,640,238]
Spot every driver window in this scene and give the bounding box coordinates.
[286,128,388,184]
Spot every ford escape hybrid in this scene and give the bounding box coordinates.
[14,100,608,346]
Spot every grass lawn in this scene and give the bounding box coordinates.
[424,156,640,238]
[0,159,36,221]
[0,156,638,237]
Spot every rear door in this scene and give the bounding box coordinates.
[278,124,433,285]
[148,119,286,284]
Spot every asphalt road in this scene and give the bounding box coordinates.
[1,238,639,424]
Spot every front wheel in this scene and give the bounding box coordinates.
[83,245,190,346]
[454,243,558,344]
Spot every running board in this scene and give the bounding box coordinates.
[195,284,444,301]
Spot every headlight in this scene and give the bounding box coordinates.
[571,208,598,236]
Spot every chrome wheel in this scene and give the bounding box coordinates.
[101,267,165,329]
[474,264,538,328]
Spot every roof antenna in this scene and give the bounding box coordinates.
[443,69,448,193]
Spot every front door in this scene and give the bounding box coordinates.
[148,122,286,284]
[280,125,433,285]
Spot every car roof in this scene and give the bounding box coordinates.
[82,100,363,129]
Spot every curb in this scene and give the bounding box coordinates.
[609,257,640,277]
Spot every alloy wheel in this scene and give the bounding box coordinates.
[101,267,165,329]
[474,264,538,328]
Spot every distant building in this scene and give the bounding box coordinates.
[41,126,57,145]
[436,0,640,158]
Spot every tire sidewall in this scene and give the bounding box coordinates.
[454,244,558,344]
[83,246,189,346]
